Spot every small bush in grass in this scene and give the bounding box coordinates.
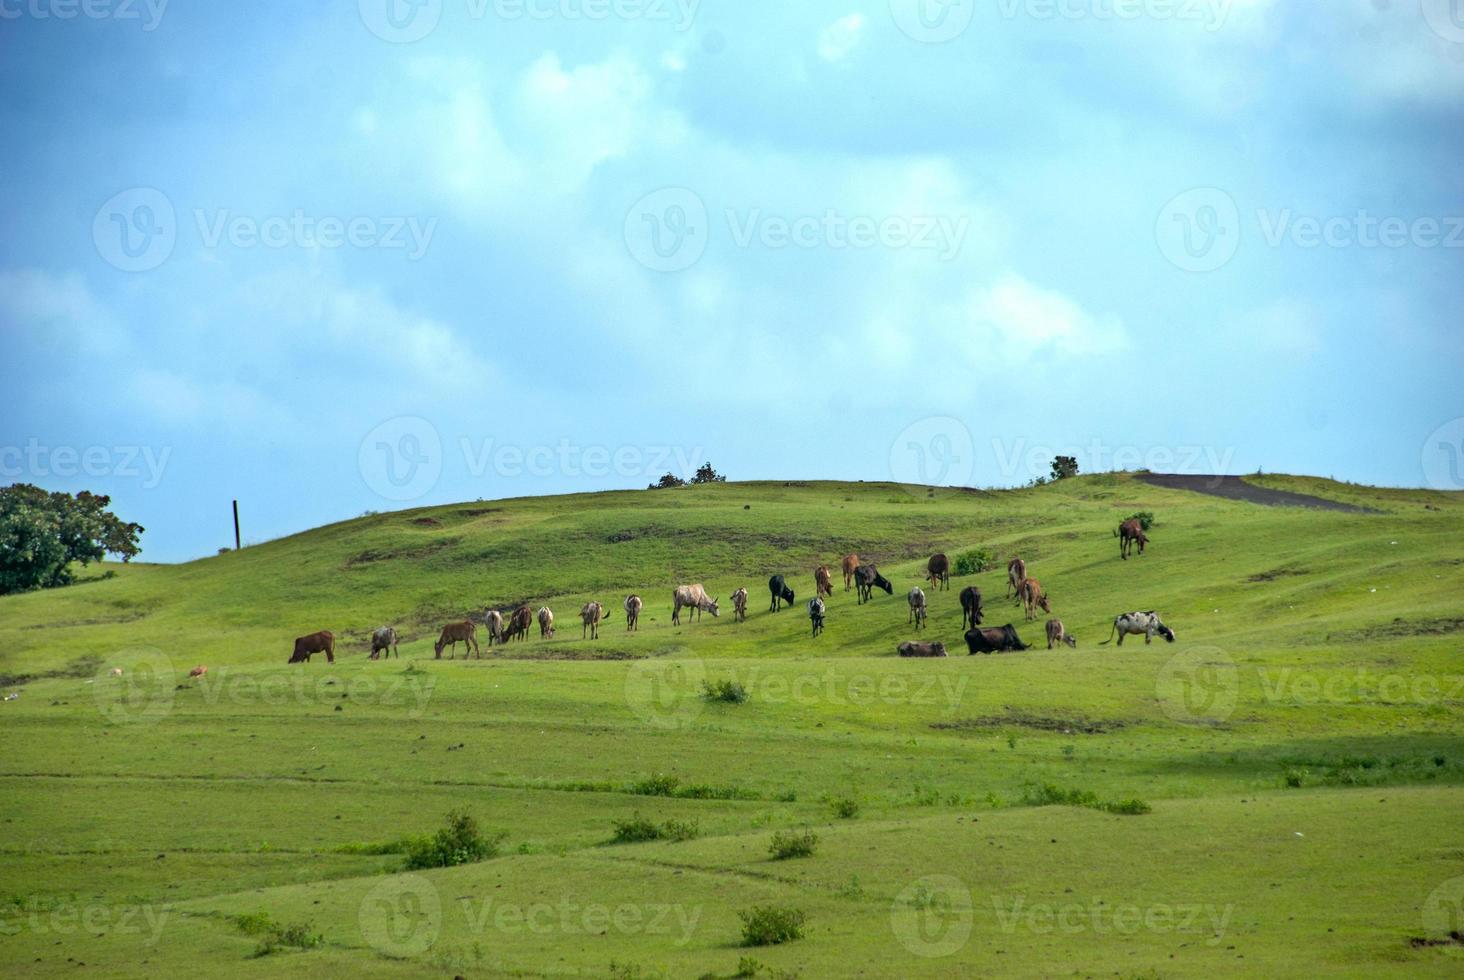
[953,548,996,576]
[739,905,807,946]
[631,773,680,796]
[829,796,860,819]
[611,813,700,843]
[734,956,763,978]
[661,818,700,841]
[703,679,749,704]
[1022,783,1150,816]
[1125,511,1156,531]
[233,912,323,957]
[768,829,818,860]
[1100,798,1153,815]
[1284,767,1308,788]
[403,809,505,870]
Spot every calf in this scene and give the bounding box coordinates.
[808,597,826,637]
[768,574,795,611]
[434,622,478,659]
[1106,611,1175,645]
[907,586,927,630]
[815,565,834,599]
[625,594,643,631]
[1046,618,1076,649]
[855,564,893,604]
[290,630,335,664]
[898,641,948,658]
[580,602,606,640]
[959,585,984,629]
[964,624,1029,654]
[537,607,555,639]
[731,587,749,622]
[370,626,398,659]
[927,553,950,591]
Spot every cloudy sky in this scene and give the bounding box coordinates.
[2,0,1462,561]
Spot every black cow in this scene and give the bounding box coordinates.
[768,574,796,611]
[964,624,1028,655]
[898,641,947,658]
[959,585,984,629]
[855,564,893,604]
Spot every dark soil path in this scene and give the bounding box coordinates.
[1135,474,1378,514]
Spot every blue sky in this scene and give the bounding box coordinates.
[2,0,1462,562]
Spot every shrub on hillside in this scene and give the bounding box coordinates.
[403,810,505,870]
[954,548,996,576]
[739,906,807,946]
[703,679,749,703]
[1125,511,1156,531]
[769,829,819,860]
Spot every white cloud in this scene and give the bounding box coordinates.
[959,275,1129,358]
[818,13,865,63]
[0,268,126,355]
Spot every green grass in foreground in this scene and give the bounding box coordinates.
[1,473,1462,977]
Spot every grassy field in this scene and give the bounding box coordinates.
[2,473,1462,978]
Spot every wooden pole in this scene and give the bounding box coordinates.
[232,500,241,551]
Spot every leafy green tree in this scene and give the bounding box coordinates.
[691,462,727,484]
[0,484,143,595]
[648,473,686,489]
[1050,455,1079,480]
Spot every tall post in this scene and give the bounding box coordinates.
[232,500,241,551]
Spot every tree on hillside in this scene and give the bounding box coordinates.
[1050,455,1080,480]
[690,462,727,484]
[648,473,687,489]
[0,484,143,595]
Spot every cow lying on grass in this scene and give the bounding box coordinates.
[964,624,1028,654]
[898,641,947,658]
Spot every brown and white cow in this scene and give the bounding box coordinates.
[537,607,555,639]
[1046,618,1077,649]
[482,609,504,646]
[815,565,834,599]
[672,584,719,624]
[580,602,607,639]
[731,587,749,622]
[290,631,335,664]
[625,595,643,631]
[907,586,927,630]
[370,626,398,659]
[1006,557,1027,599]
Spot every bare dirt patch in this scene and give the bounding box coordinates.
[1246,566,1312,583]
[932,711,1128,735]
[1136,474,1378,513]
[1326,617,1464,643]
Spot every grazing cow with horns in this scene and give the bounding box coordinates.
[768,575,796,611]
[907,587,927,630]
[370,626,398,660]
[580,602,607,640]
[959,585,984,630]
[1117,519,1148,560]
[841,553,859,592]
[927,553,950,591]
[1006,557,1027,600]
[731,587,749,622]
[814,565,834,599]
[1105,611,1175,645]
[672,584,719,624]
[433,622,478,659]
[808,597,826,637]
[624,595,643,631]
[290,631,335,664]
[855,565,894,605]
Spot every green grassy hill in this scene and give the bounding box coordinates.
[3,474,1462,978]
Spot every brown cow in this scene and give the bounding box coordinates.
[898,641,948,658]
[1117,518,1148,560]
[815,565,833,599]
[1019,578,1052,621]
[434,622,479,659]
[1006,558,1027,599]
[581,601,607,639]
[842,553,859,592]
[927,553,950,591]
[188,665,208,678]
[959,585,984,629]
[505,606,533,643]
[731,587,749,622]
[289,631,335,664]
[625,595,642,631]
[1046,618,1077,649]
[537,607,555,639]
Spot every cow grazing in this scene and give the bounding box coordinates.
[1106,611,1175,645]
[1006,557,1027,599]
[580,602,607,639]
[731,587,749,622]
[842,553,860,591]
[1117,518,1148,560]
[964,624,1029,654]
[370,626,398,659]
[1046,618,1077,649]
[815,565,834,599]
[625,595,643,631]
[959,585,985,630]
[537,607,555,639]
[672,584,719,624]
[434,622,479,659]
[482,609,504,646]
[188,665,207,678]
[1019,578,1052,621]
[927,553,950,591]
[808,597,826,637]
[109,667,124,677]
[768,575,796,611]
[855,564,894,604]
[898,641,948,658]
[505,606,533,643]
[290,631,335,664]
[908,586,927,629]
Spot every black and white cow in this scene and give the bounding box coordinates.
[808,597,825,637]
[1106,611,1175,645]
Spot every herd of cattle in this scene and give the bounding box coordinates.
[284,520,1177,664]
